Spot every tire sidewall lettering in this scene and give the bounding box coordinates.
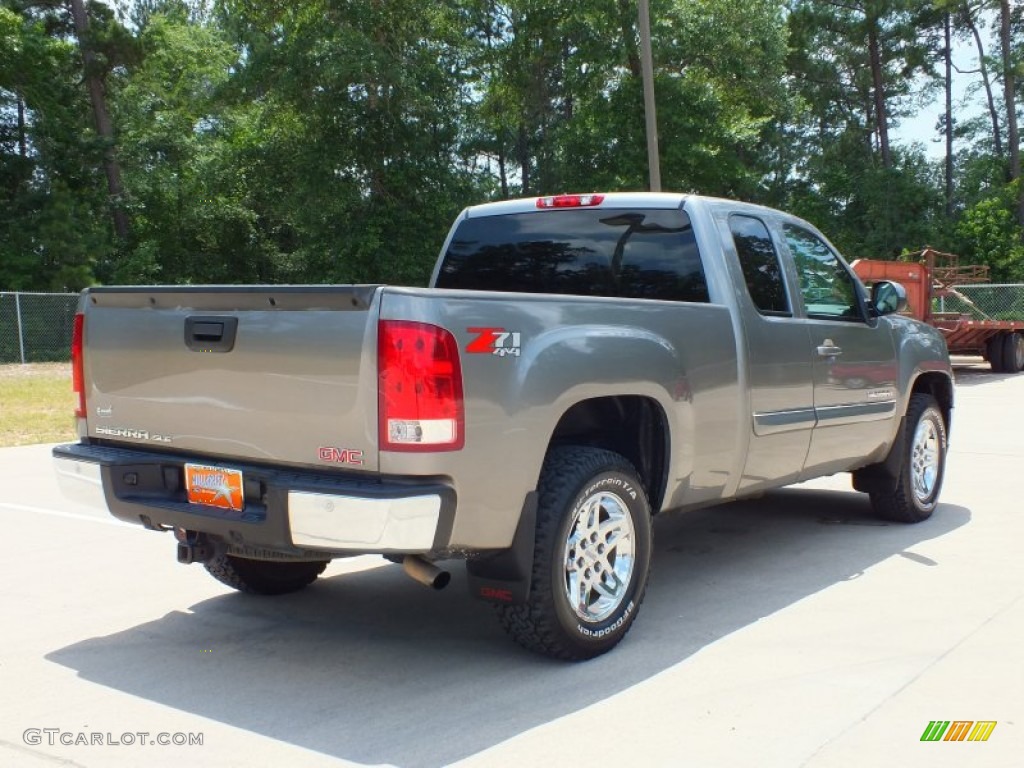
[558,470,649,645]
[577,599,635,638]
[576,476,638,506]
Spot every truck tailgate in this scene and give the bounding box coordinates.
[81,286,381,471]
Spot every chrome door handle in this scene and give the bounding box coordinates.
[817,339,842,357]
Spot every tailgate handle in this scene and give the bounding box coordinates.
[185,316,238,353]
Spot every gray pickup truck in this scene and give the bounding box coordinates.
[54,193,953,659]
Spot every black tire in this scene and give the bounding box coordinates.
[987,334,1006,372]
[1002,332,1024,373]
[204,553,328,595]
[869,393,947,523]
[496,446,653,660]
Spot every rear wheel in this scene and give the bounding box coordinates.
[869,393,947,523]
[1002,332,1024,373]
[204,553,328,595]
[496,446,653,660]
[987,334,1006,372]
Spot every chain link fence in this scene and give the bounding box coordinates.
[0,292,80,364]
[2,284,1021,363]
[936,284,1024,321]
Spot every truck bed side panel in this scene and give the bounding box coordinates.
[378,288,741,549]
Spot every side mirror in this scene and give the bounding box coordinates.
[871,280,907,316]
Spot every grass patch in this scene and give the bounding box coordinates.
[0,363,76,447]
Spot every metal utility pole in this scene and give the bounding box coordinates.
[638,0,661,192]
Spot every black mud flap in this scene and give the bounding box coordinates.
[466,493,537,605]
[852,414,907,494]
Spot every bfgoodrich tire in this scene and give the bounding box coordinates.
[204,553,328,595]
[869,393,947,523]
[496,446,653,660]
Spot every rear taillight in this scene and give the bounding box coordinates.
[536,194,605,208]
[378,320,464,452]
[72,312,85,418]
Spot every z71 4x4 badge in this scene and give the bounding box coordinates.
[466,327,522,358]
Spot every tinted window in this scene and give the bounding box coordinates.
[436,208,709,303]
[782,223,861,320]
[729,215,789,315]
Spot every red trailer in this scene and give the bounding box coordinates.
[852,249,1024,373]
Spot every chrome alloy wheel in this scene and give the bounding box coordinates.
[910,417,941,503]
[562,490,636,623]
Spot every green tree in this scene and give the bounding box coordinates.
[0,2,112,290]
[109,10,252,283]
[204,0,483,285]
[2,0,1019,288]
[782,0,950,258]
[956,181,1024,279]
[468,0,791,199]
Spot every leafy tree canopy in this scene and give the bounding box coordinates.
[0,0,1021,289]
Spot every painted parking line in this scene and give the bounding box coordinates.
[0,502,129,528]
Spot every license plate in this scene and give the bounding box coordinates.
[185,463,244,512]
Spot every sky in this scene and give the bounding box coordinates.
[892,25,991,159]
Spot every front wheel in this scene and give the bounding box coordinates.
[496,446,653,660]
[204,553,329,595]
[869,393,947,523]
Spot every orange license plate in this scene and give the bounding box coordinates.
[185,464,244,512]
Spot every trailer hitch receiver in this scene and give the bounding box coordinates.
[175,528,216,564]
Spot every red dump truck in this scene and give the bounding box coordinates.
[852,249,1024,373]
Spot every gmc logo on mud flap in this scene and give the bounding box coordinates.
[318,447,364,465]
[479,586,514,602]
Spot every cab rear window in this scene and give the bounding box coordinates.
[436,208,709,303]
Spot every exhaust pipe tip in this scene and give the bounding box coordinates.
[402,555,450,590]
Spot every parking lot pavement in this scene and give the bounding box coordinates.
[0,361,1020,768]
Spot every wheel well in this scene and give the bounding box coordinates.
[912,372,953,435]
[547,396,669,512]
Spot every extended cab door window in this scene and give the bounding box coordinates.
[782,224,863,321]
[729,215,791,316]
